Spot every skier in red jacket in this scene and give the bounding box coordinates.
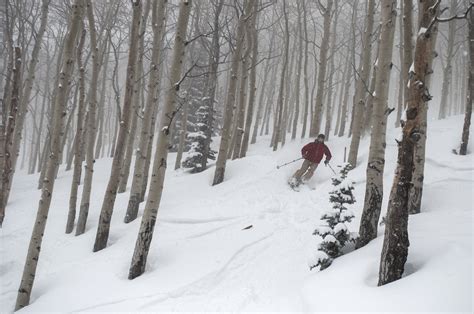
[290,134,332,187]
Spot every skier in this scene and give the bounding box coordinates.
[289,134,332,188]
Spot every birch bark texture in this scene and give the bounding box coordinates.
[213,0,252,185]
[66,27,86,234]
[125,0,167,223]
[0,0,49,226]
[94,0,142,251]
[76,0,106,236]
[129,0,192,280]
[379,0,439,286]
[356,0,397,249]
[15,0,84,309]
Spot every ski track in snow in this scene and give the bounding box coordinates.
[0,115,472,312]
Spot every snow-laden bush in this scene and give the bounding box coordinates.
[310,163,355,271]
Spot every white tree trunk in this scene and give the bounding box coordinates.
[379,0,439,285]
[309,0,332,137]
[93,0,142,251]
[125,0,167,223]
[129,0,192,279]
[356,0,397,249]
[213,0,252,185]
[15,0,84,309]
[347,0,375,167]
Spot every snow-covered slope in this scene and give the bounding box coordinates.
[1,115,472,312]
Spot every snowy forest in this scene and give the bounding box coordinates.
[0,0,472,312]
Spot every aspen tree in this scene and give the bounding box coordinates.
[129,0,192,279]
[324,0,340,140]
[347,0,375,167]
[251,32,273,145]
[438,1,458,120]
[213,0,252,185]
[309,0,333,137]
[125,0,167,223]
[65,26,86,234]
[118,0,151,193]
[272,1,290,151]
[76,0,110,236]
[379,0,442,285]
[395,2,405,128]
[356,0,397,249]
[93,0,142,251]
[0,47,21,227]
[338,4,356,137]
[408,3,442,215]
[240,0,259,157]
[300,0,310,139]
[0,0,49,225]
[460,8,473,156]
[232,28,251,159]
[334,51,350,136]
[15,0,84,309]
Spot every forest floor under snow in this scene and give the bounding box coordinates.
[0,115,472,313]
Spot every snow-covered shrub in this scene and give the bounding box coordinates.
[310,163,356,271]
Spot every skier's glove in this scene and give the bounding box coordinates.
[324,160,329,166]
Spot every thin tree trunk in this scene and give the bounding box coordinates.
[94,41,110,160]
[300,1,310,139]
[271,1,290,151]
[251,32,273,145]
[402,0,413,111]
[213,0,251,185]
[118,0,151,193]
[323,0,339,140]
[395,1,404,128]
[65,27,87,234]
[334,52,350,136]
[93,0,142,250]
[356,0,397,249]
[240,0,259,157]
[232,32,251,159]
[174,100,188,168]
[76,0,110,236]
[310,0,333,137]
[347,0,375,167]
[0,0,49,221]
[0,47,21,226]
[125,0,167,223]
[363,56,378,134]
[129,0,192,279]
[291,3,304,140]
[438,2,457,120]
[460,9,473,155]
[14,0,84,309]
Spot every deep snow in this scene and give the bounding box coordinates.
[0,115,472,312]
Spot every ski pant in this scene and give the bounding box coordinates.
[293,159,318,183]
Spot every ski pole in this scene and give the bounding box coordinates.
[327,163,337,175]
[276,157,303,169]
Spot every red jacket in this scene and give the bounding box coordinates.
[301,142,332,164]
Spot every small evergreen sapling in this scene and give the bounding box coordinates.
[310,163,356,271]
[182,104,216,172]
